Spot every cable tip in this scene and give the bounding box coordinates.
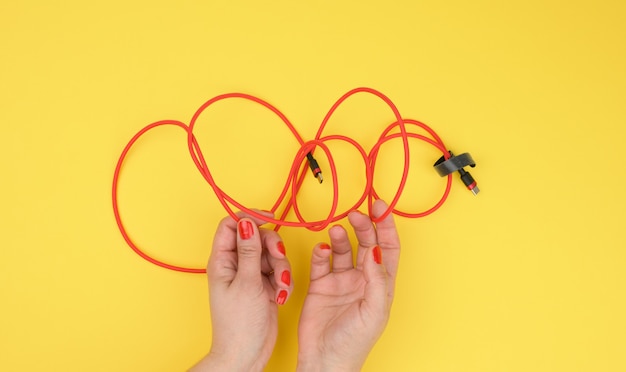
[316,172,323,184]
[458,169,480,196]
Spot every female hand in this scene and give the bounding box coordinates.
[191,211,293,372]
[296,200,401,372]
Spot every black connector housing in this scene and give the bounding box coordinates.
[434,151,479,195]
[306,152,323,183]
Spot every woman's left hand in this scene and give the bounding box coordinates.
[191,211,293,372]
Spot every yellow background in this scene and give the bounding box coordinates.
[2,0,625,371]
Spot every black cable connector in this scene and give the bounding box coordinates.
[306,152,323,183]
[434,151,479,195]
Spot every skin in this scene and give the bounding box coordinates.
[191,200,401,371]
[296,200,401,371]
[190,210,293,372]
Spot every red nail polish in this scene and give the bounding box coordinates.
[277,290,288,305]
[320,243,331,250]
[238,220,253,240]
[373,245,382,264]
[277,241,286,255]
[281,270,291,286]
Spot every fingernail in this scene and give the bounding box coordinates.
[373,245,382,264]
[238,220,253,240]
[320,243,331,250]
[277,241,286,255]
[277,290,288,305]
[281,270,291,286]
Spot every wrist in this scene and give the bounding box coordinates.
[296,355,362,372]
[191,350,264,372]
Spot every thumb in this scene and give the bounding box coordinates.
[362,245,389,320]
[235,218,263,282]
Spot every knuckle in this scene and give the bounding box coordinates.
[237,242,259,258]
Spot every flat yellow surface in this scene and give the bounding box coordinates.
[2,1,625,371]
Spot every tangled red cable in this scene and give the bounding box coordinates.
[112,87,453,273]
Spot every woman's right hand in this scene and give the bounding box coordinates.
[296,200,401,371]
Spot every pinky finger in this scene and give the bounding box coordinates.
[263,272,291,306]
[276,288,289,305]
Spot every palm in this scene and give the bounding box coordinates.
[300,270,369,352]
[296,202,401,371]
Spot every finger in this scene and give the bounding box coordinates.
[258,228,287,279]
[261,276,289,306]
[209,210,274,262]
[207,210,274,285]
[327,224,354,272]
[234,217,264,283]
[362,245,390,319]
[347,210,378,270]
[259,228,286,261]
[259,229,293,305]
[309,242,332,281]
[371,200,401,284]
[260,262,292,306]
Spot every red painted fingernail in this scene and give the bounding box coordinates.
[281,270,291,286]
[238,220,253,240]
[320,243,331,250]
[373,245,382,264]
[277,290,288,305]
[277,241,286,255]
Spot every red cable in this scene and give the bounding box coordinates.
[112,87,452,274]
